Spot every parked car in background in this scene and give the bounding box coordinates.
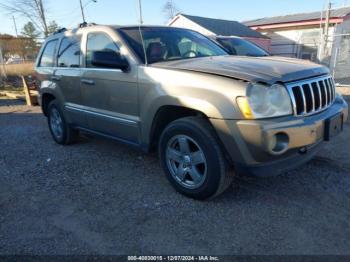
[35,25,348,200]
[214,36,270,57]
[5,57,24,65]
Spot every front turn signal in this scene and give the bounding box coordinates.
[237,97,254,119]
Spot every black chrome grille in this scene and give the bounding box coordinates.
[286,76,336,116]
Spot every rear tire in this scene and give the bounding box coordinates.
[159,116,234,200]
[47,100,79,145]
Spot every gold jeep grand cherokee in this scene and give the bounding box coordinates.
[35,25,348,200]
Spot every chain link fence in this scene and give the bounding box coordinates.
[331,33,350,86]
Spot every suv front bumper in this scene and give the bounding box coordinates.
[211,97,348,177]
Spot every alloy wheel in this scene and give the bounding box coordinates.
[166,135,207,189]
[50,108,63,140]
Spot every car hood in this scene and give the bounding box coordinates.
[153,55,329,84]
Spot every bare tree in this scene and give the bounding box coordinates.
[163,0,179,21]
[0,0,50,37]
[47,20,59,35]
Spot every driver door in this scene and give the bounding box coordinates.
[80,31,140,144]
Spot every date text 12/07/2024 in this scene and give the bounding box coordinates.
[127,256,220,261]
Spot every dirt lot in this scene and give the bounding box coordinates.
[0,95,350,255]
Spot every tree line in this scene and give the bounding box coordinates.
[0,0,59,61]
[0,0,181,61]
[0,21,58,61]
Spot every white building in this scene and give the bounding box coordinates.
[169,14,271,51]
[244,7,350,85]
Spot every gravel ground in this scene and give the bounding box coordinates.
[0,94,350,255]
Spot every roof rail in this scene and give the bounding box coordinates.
[78,22,97,28]
[53,28,67,35]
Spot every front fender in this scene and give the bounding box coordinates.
[138,66,248,146]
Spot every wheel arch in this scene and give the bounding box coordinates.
[41,92,56,116]
[148,105,208,152]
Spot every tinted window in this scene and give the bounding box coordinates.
[118,27,227,64]
[39,40,58,67]
[178,37,216,57]
[217,38,269,57]
[86,32,119,68]
[57,36,81,68]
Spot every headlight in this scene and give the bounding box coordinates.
[237,83,293,119]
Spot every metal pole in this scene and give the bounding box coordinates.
[12,16,18,37]
[79,0,86,23]
[332,48,339,78]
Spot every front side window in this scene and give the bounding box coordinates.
[86,32,120,68]
[57,36,81,68]
[39,40,58,67]
[118,27,227,64]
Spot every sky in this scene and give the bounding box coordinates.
[0,0,349,36]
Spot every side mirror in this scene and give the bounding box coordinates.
[91,51,129,72]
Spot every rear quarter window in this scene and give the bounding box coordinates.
[39,39,58,67]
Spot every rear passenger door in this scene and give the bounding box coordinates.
[54,35,86,127]
[80,31,139,144]
[36,39,59,92]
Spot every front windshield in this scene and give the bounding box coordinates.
[118,27,228,64]
[217,38,269,57]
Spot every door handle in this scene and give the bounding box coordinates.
[51,75,61,81]
[81,79,95,85]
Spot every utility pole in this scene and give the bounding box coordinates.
[79,0,97,24]
[323,1,332,57]
[319,1,332,62]
[0,46,7,81]
[79,0,86,23]
[138,0,143,25]
[38,0,49,37]
[12,16,18,37]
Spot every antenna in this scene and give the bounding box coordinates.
[138,0,143,25]
[137,0,148,65]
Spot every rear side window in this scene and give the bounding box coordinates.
[86,32,119,68]
[39,40,58,67]
[57,36,81,68]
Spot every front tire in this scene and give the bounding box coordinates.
[159,117,234,200]
[47,100,79,145]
